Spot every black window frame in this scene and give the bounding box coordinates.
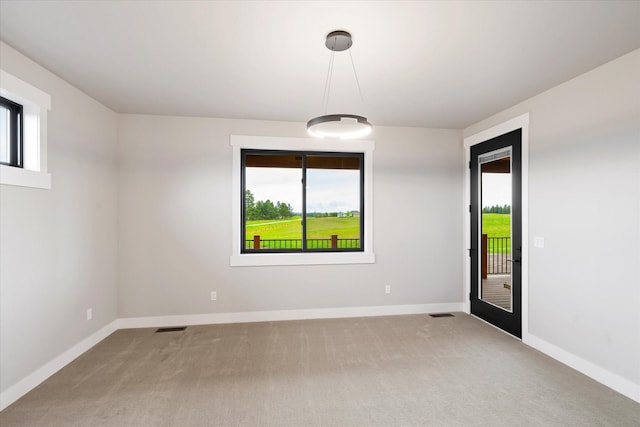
[0,96,23,168]
[241,149,365,254]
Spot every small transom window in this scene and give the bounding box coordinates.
[0,96,23,168]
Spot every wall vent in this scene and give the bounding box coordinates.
[155,326,187,333]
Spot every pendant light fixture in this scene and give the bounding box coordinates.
[307,30,372,139]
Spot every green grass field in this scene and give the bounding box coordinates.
[246,217,303,239]
[245,214,509,251]
[482,213,510,237]
[246,216,360,240]
[482,213,511,253]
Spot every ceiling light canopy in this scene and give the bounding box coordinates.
[307,30,372,140]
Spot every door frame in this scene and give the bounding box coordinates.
[463,113,530,341]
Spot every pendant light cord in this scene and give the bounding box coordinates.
[321,52,335,114]
[348,49,366,108]
[319,37,366,115]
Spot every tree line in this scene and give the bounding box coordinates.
[245,190,294,220]
[482,204,511,214]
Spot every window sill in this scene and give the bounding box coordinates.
[0,165,51,189]
[230,251,375,267]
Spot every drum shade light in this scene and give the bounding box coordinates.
[307,31,372,140]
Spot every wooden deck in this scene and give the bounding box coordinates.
[481,274,512,311]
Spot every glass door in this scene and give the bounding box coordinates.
[470,129,522,338]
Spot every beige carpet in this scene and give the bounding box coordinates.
[1,313,638,426]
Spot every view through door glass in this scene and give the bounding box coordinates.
[480,153,512,311]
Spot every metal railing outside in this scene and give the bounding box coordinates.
[486,236,511,274]
[245,236,360,250]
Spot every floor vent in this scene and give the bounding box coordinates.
[155,326,187,333]
[429,313,454,318]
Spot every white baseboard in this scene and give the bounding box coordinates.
[117,303,464,329]
[0,320,119,411]
[524,333,640,403]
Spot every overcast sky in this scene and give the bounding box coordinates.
[246,168,511,213]
[246,167,360,213]
[482,173,511,207]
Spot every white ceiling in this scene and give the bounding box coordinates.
[1,1,639,129]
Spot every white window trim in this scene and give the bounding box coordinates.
[0,69,51,189]
[230,135,375,266]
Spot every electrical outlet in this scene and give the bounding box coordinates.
[210,291,217,301]
[86,308,93,321]
[385,285,391,294]
[534,236,545,248]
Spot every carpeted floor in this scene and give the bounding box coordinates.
[1,313,638,426]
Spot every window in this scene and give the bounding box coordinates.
[242,150,364,253]
[0,69,51,189]
[0,96,23,168]
[230,135,375,266]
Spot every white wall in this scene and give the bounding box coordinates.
[464,50,640,389]
[117,115,463,318]
[0,42,119,395]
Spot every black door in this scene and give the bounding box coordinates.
[470,129,522,338]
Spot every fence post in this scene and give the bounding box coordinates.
[331,235,338,249]
[253,235,261,249]
[481,234,488,279]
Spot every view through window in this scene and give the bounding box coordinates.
[242,150,363,252]
[0,96,23,167]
